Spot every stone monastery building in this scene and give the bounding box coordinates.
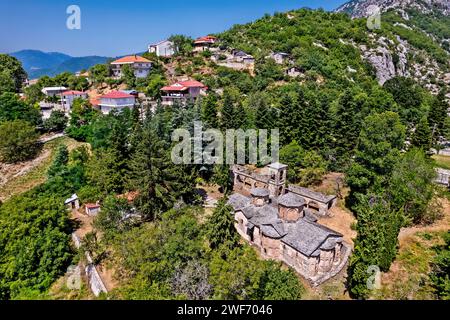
[228,163,351,285]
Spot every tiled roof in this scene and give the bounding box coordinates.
[278,193,305,208]
[111,55,151,64]
[195,36,217,44]
[250,188,270,197]
[85,203,101,209]
[161,80,206,91]
[288,185,336,204]
[100,91,135,99]
[61,90,85,96]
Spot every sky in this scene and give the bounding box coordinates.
[0,0,348,57]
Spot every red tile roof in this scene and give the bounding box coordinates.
[61,90,86,96]
[161,80,206,92]
[100,91,135,99]
[194,36,217,44]
[90,97,101,106]
[111,55,151,64]
[85,203,101,209]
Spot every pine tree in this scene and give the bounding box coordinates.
[128,123,196,220]
[411,116,432,150]
[202,95,219,128]
[47,145,69,178]
[220,91,235,130]
[128,124,179,220]
[278,92,301,146]
[332,89,362,164]
[428,91,449,144]
[206,197,239,250]
[347,195,403,299]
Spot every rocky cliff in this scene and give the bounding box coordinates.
[336,0,450,92]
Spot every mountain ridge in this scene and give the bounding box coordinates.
[10,50,111,79]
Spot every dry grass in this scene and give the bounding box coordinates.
[370,196,450,300]
[432,154,450,170]
[0,136,87,202]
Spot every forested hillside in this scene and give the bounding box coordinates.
[0,4,449,300]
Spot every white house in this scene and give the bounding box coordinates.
[110,55,152,79]
[148,40,175,57]
[85,203,101,217]
[42,87,67,97]
[98,91,136,114]
[270,52,290,64]
[233,50,255,64]
[60,90,88,111]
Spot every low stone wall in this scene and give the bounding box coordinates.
[71,233,108,297]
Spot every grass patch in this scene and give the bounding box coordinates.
[432,155,450,170]
[371,231,447,300]
[0,136,87,201]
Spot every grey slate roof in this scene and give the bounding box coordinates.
[281,220,343,257]
[228,193,251,211]
[288,185,336,204]
[237,195,343,257]
[268,162,288,170]
[278,193,306,208]
[251,188,270,197]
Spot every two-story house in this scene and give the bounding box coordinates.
[193,36,217,52]
[160,80,207,105]
[60,90,88,111]
[110,55,152,79]
[148,40,175,57]
[98,91,136,114]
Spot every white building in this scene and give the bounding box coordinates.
[42,87,67,97]
[60,90,88,111]
[110,55,152,79]
[148,40,175,57]
[98,91,136,114]
[270,52,290,64]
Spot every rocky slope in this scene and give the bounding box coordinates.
[336,0,450,93]
[336,0,450,18]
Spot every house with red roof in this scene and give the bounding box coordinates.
[194,36,217,52]
[85,203,101,217]
[98,90,136,114]
[60,90,88,111]
[161,80,207,105]
[110,55,152,79]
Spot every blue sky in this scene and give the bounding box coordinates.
[0,0,347,57]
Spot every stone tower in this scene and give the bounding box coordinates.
[267,162,288,197]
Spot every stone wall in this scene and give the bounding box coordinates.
[72,233,108,297]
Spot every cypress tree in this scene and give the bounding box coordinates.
[202,95,219,128]
[411,116,432,150]
[220,91,235,130]
[428,91,449,144]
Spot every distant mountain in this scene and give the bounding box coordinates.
[10,50,111,79]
